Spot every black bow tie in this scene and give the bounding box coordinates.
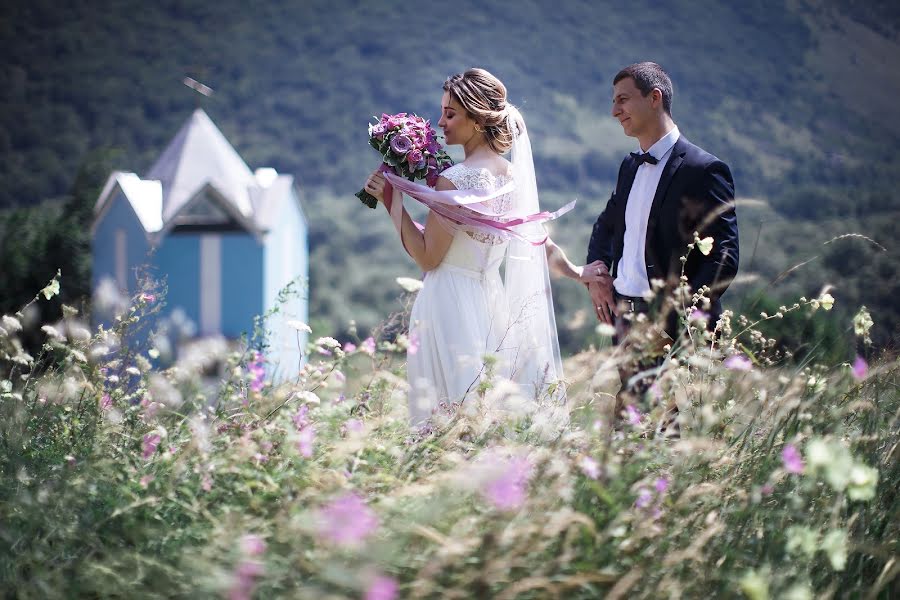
[630,151,659,166]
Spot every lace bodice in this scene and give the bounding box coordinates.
[436,163,512,274]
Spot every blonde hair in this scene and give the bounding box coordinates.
[443,68,516,154]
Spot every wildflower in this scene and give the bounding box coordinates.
[688,307,709,323]
[579,456,600,480]
[342,418,364,436]
[140,293,156,303]
[781,444,804,474]
[634,488,653,509]
[100,393,112,410]
[696,236,713,256]
[596,323,616,337]
[229,558,265,600]
[654,476,669,494]
[819,293,835,311]
[407,331,420,355]
[343,341,357,352]
[142,433,162,459]
[852,306,873,339]
[41,325,65,341]
[739,570,769,600]
[248,352,266,392]
[292,405,310,430]
[139,474,154,488]
[240,534,267,557]
[314,337,341,356]
[360,337,376,355]
[365,575,399,600]
[850,356,868,381]
[724,354,752,371]
[625,404,642,426]
[482,455,532,511]
[201,473,213,492]
[318,492,379,547]
[396,277,424,293]
[2,315,22,333]
[40,273,60,300]
[297,425,315,458]
[287,319,312,334]
[785,526,818,556]
[148,348,160,359]
[821,529,848,571]
[847,464,878,501]
[295,390,320,406]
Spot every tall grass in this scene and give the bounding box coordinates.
[0,273,896,599]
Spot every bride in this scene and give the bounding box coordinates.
[362,68,606,425]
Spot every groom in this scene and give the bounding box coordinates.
[586,62,739,420]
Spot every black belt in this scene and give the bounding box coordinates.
[614,291,651,314]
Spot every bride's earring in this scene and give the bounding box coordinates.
[474,124,485,133]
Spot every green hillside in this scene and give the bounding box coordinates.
[1,0,898,351]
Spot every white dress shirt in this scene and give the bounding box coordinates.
[614,126,681,297]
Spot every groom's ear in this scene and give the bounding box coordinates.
[649,88,664,110]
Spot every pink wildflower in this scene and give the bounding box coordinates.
[482,456,532,511]
[292,404,310,430]
[318,493,379,547]
[655,476,670,494]
[851,355,868,381]
[782,444,804,474]
[635,488,653,509]
[140,293,156,303]
[625,405,642,426]
[240,534,267,557]
[297,425,315,458]
[724,354,753,371]
[229,559,264,600]
[248,352,266,392]
[360,337,376,355]
[579,456,600,480]
[342,418,364,436]
[142,433,161,459]
[100,393,112,410]
[407,331,420,355]
[365,575,399,600]
[343,341,357,353]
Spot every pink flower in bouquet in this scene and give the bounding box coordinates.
[406,149,424,167]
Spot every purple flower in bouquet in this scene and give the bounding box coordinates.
[406,148,424,167]
[390,134,413,155]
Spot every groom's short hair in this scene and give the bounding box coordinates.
[614,62,673,115]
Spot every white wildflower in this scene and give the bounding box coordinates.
[819,293,835,311]
[396,277,424,293]
[2,315,22,333]
[696,236,714,256]
[287,320,312,334]
[821,529,847,571]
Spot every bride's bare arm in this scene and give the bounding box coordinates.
[364,170,454,272]
[545,238,610,284]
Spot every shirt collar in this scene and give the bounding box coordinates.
[642,126,680,162]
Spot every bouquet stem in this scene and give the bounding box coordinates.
[355,189,379,209]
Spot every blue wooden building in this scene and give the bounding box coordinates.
[91,108,308,380]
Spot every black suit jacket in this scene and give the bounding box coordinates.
[587,135,739,325]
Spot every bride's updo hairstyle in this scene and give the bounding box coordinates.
[443,68,517,154]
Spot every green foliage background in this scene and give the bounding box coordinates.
[0,0,898,352]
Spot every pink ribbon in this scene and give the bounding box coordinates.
[381,171,574,247]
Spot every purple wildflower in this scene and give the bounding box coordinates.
[100,393,112,410]
[782,444,804,474]
[248,351,266,392]
[635,488,653,509]
[318,493,379,547]
[851,355,868,381]
[229,559,264,600]
[297,425,315,458]
[482,456,532,511]
[724,354,753,371]
[360,337,376,355]
[240,534,267,557]
[142,433,161,459]
[292,405,310,430]
[655,476,670,494]
[366,575,399,600]
[407,331,420,355]
[343,341,357,353]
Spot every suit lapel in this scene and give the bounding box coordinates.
[612,159,639,278]
[645,137,687,279]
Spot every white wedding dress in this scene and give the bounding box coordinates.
[407,163,514,424]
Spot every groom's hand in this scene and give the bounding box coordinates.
[588,279,616,325]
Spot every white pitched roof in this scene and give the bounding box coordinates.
[93,109,300,238]
[146,108,255,222]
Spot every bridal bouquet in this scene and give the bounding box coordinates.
[355,113,453,208]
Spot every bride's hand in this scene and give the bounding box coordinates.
[576,260,611,285]
[363,170,387,203]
